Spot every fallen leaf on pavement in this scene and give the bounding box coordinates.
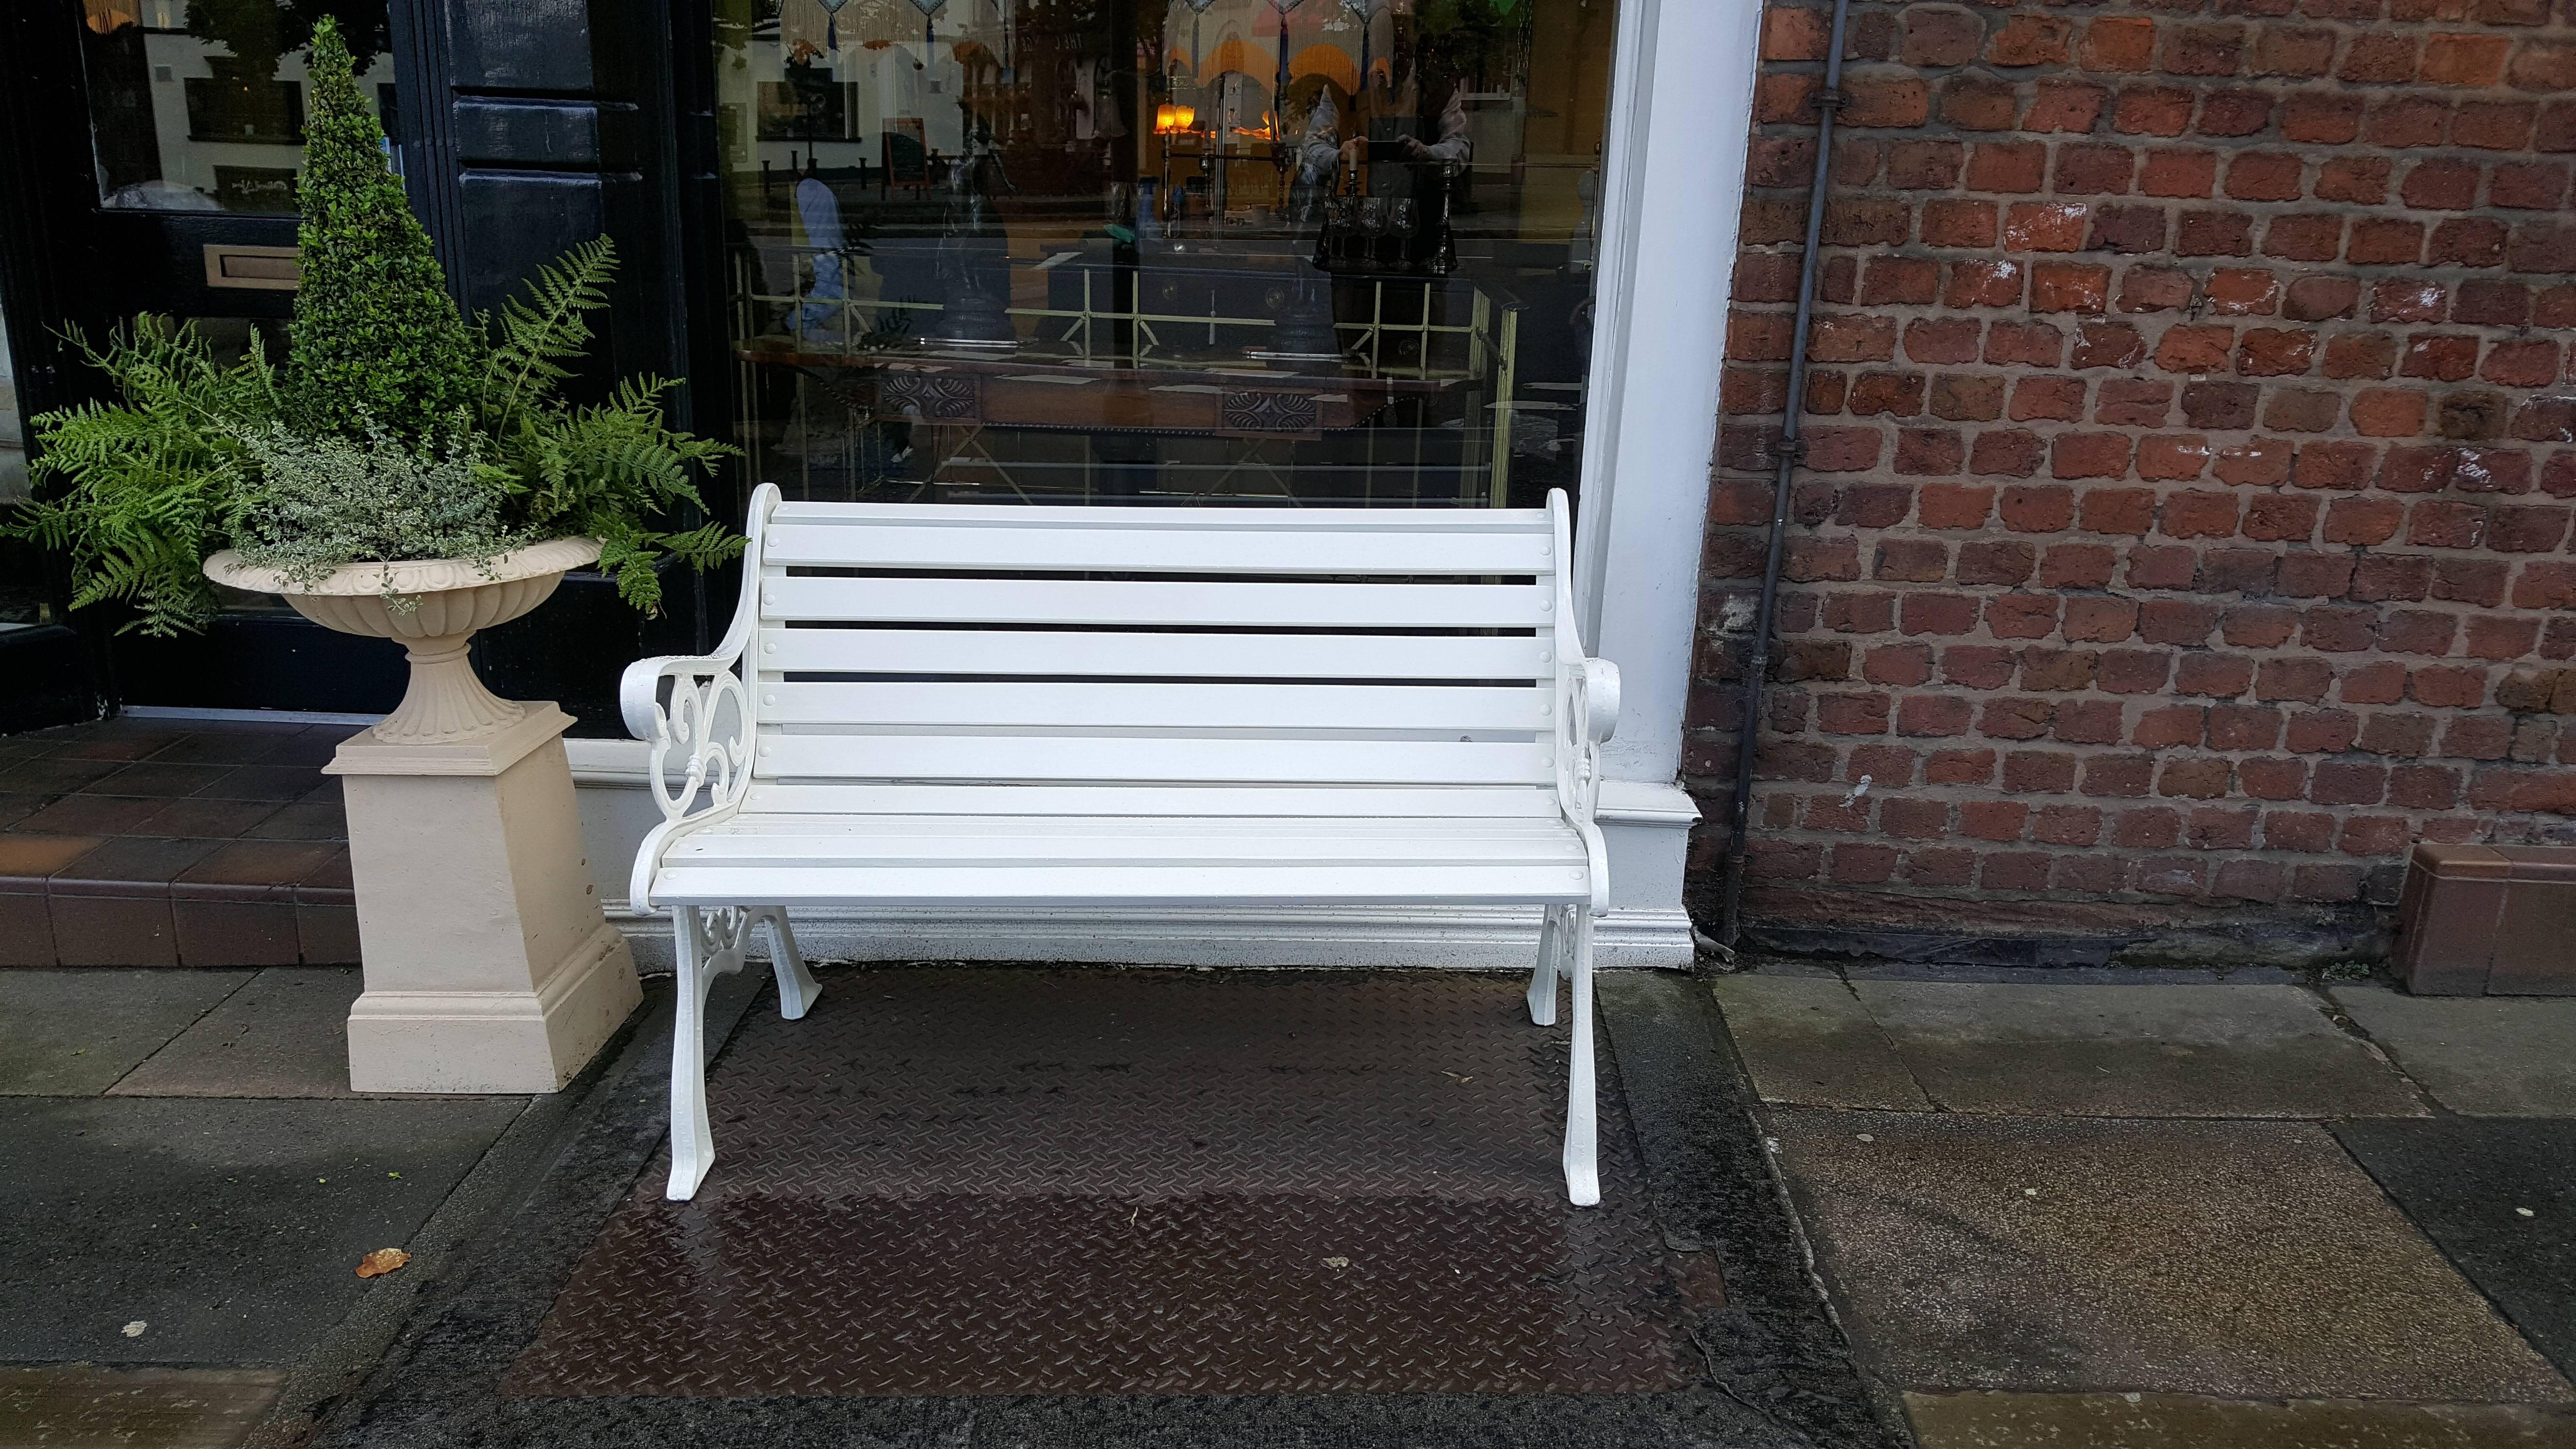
[355,1248,410,1278]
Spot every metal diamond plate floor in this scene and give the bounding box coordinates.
[502,968,1695,1398]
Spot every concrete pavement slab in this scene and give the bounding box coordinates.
[2330,986,2576,1116]
[2336,1118,2576,1377]
[1707,975,1932,1111]
[1852,982,2424,1118]
[1903,1390,2576,1448]
[0,1096,526,1366]
[110,968,364,1098]
[1767,1110,2572,1401]
[0,969,251,1096]
[0,1366,286,1449]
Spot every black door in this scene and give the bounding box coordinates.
[0,0,416,719]
[0,0,706,733]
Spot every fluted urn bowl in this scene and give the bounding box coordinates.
[204,537,600,746]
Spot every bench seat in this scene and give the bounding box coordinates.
[624,487,1623,1208]
[652,809,1594,908]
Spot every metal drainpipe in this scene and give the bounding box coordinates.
[1720,0,1853,948]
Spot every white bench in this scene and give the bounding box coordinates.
[622,484,1623,1205]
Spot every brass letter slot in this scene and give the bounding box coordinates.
[203,244,302,291]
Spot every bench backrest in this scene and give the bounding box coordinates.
[740,491,1574,807]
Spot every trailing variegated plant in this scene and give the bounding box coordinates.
[1,15,740,635]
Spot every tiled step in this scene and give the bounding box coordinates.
[0,718,357,967]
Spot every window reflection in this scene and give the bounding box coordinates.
[80,0,396,214]
[713,0,1618,510]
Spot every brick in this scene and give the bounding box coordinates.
[1843,71,1933,129]
[1972,429,2048,478]
[2402,335,2480,382]
[2455,101,2538,151]
[2316,157,2391,205]
[1896,428,1968,477]
[2225,152,2305,202]
[2371,278,2451,324]
[2140,148,2218,199]
[2264,214,2344,262]
[2115,806,2184,849]
[2011,375,2089,421]
[2350,389,2429,437]
[2216,440,2295,486]
[2004,202,2091,252]
[2161,490,2243,539]
[2179,209,2257,258]
[2200,90,2275,138]
[2157,324,2236,373]
[2424,32,2512,84]
[2244,493,2319,541]
[2162,22,2246,76]
[2096,380,2173,428]
[2053,144,2136,197]
[1987,592,2063,639]
[2236,328,2316,377]
[2054,433,2136,480]
[2433,218,2510,266]
[2494,162,2573,210]
[2283,92,2365,144]
[1941,76,2022,131]
[1931,374,2006,421]
[2254,26,2337,77]
[2135,704,2208,748]
[2400,159,2480,211]
[2027,80,2111,134]
[1907,318,1985,365]
[2181,381,2260,429]
[1989,14,2074,67]
[2266,389,2344,434]
[1968,141,2049,194]
[1900,6,1984,68]
[2349,219,2427,266]
[2115,85,2197,138]
[2083,16,2157,73]
[2483,340,2563,388]
[1943,259,2025,310]
[1982,697,2058,740]
[1986,322,2067,367]
[2324,497,2405,546]
[2239,757,2308,800]
[1942,647,2016,690]
[2136,435,2211,481]
[1922,198,2000,248]
[2341,33,2419,84]
[2120,265,2196,314]
[1860,258,1940,306]
[2089,205,2172,255]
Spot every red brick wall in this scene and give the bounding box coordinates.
[1696,0,2576,947]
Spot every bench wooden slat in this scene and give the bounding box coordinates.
[758,681,1549,733]
[755,731,1552,785]
[763,521,1554,575]
[758,628,1552,681]
[672,817,1583,867]
[649,861,1592,907]
[733,783,1566,818]
[760,576,1552,629]
[766,500,1552,532]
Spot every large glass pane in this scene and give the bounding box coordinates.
[710,0,1619,509]
[80,0,397,213]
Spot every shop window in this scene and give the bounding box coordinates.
[709,0,1621,510]
[79,0,396,214]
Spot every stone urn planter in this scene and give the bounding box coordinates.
[203,536,600,745]
[198,535,639,1094]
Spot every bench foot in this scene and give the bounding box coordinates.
[1527,906,1563,1027]
[1561,909,1600,1208]
[760,907,822,1020]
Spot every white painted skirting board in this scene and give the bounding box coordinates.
[565,738,1700,972]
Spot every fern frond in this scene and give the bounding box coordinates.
[480,236,618,429]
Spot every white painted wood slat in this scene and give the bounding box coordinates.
[755,732,1551,785]
[761,576,1550,629]
[767,500,1553,533]
[762,521,1554,575]
[732,783,1565,818]
[758,628,1551,681]
[759,681,1547,733]
[650,862,1593,907]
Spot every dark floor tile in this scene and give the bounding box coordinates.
[0,1096,527,1364]
[192,765,330,803]
[84,761,235,799]
[254,728,362,768]
[173,841,343,902]
[0,792,52,830]
[50,838,225,896]
[298,903,362,965]
[145,726,314,767]
[0,1366,287,1446]
[48,896,179,967]
[0,757,126,794]
[0,834,108,885]
[0,737,58,761]
[13,793,172,837]
[0,895,55,966]
[2336,1118,2576,1378]
[175,901,305,968]
[133,795,289,840]
[239,797,346,841]
[43,732,192,762]
[295,850,354,905]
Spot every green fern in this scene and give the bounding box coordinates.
[481,235,616,431]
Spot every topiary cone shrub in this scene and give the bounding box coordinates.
[288,16,481,446]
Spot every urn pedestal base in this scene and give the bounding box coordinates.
[327,705,642,1093]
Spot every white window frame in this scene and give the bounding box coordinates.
[571,0,1767,968]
